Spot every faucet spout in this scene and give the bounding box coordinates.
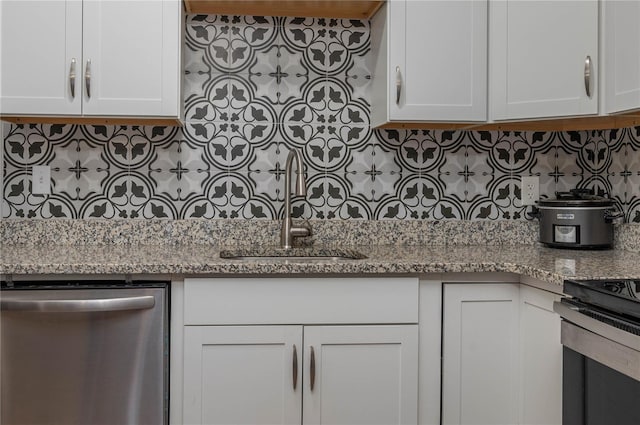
[281,148,311,249]
[291,149,306,197]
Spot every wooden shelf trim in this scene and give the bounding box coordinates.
[4,113,640,132]
[377,113,640,132]
[183,0,384,19]
[1,116,183,127]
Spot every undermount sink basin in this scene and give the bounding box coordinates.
[219,247,367,261]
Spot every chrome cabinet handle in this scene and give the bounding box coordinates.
[85,59,92,99]
[584,55,592,98]
[395,66,402,105]
[310,346,316,391]
[292,344,298,391]
[69,58,76,99]
[0,296,155,313]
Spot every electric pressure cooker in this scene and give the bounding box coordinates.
[531,188,623,249]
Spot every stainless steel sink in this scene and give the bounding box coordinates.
[219,247,367,261]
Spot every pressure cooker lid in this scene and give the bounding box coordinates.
[537,188,614,207]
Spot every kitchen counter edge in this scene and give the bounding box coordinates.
[2,243,639,287]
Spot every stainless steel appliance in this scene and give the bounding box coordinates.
[532,189,623,249]
[554,279,640,424]
[0,280,169,425]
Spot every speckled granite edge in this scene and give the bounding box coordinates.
[0,219,539,246]
[615,223,640,253]
[5,243,640,286]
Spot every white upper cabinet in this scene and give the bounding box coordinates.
[603,1,640,114]
[1,1,82,115]
[371,0,488,126]
[490,0,599,120]
[82,1,181,117]
[0,0,181,119]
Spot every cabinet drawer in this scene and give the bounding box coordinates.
[184,277,419,325]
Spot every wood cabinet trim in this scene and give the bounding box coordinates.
[377,113,640,132]
[5,113,640,132]
[183,0,384,19]
[1,116,183,127]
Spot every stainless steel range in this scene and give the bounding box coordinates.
[554,278,640,425]
[0,280,169,425]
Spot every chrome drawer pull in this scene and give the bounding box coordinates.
[584,55,592,98]
[69,58,76,98]
[85,59,92,99]
[293,344,298,390]
[395,66,402,105]
[310,345,316,391]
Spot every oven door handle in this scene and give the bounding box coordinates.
[553,300,640,351]
[553,299,580,315]
[561,320,640,381]
[0,296,155,313]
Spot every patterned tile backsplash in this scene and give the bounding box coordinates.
[2,15,640,222]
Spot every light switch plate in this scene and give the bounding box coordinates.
[32,165,51,195]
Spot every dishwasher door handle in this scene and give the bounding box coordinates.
[0,295,155,313]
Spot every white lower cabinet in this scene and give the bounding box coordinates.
[519,285,562,425]
[442,282,562,425]
[180,277,420,425]
[184,324,418,425]
[183,325,302,425]
[305,325,418,425]
[175,277,562,425]
[442,283,520,425]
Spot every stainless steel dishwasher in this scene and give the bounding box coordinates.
[0,280,169,425]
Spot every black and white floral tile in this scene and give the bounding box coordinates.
[1,15,639,221]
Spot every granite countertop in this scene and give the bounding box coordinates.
[2,243,640,286]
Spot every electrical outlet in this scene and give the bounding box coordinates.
[521,176,539,206]
[32,165,51,195]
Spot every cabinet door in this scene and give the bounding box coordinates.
[303,325,418,425]
[183,326,302,425]
[442,283,520,425]
[603,1,640,114]
[387,0,487,122]
[82,0,180,117]
[0,0,82,115]
[519,286,562,425]
[491,1,598,120]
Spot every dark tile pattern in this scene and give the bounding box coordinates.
[1,16,639,221]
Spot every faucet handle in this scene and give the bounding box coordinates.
[301,219,312,235]
[291,219,312,238]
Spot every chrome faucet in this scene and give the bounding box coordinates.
[280,148,312,249]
